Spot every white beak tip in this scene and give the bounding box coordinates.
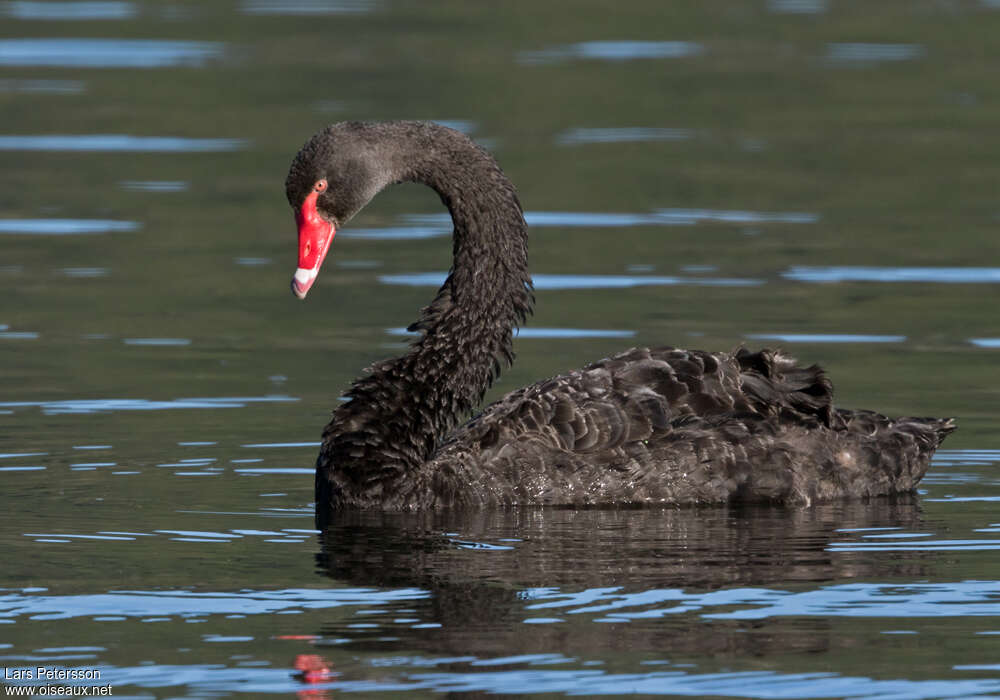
[291,267,316,299]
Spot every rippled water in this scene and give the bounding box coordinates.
[783,266,1000,284]
[380,272,766,289]
[518,40,706,65]
[0,135,247,151]
[2,1,1000,697]
[0,38,223,67]
[1,2,137,21]
[347,209,817,241]
[0,218,139,234]
[4,450,1000,695]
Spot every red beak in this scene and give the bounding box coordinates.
[292,189,335,299]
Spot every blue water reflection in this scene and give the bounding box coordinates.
[3,1,136,20]
[784,266,1000,283]
[0,396,297,415]
[523,580,1000,621]
[241,0,376,15]
[527,209,816,226]
[0,39,223,68]
[122,338,191,346]
[829,540,1000,551]
[519,41,705,65]
[6,579,999,623]
[349,208,815,239]
[0,331,39,339]
[60,267,108,278]
[1,587,426,620]
[556,127,695,145]
[120,180,189,192]
[934,449,1000,464]
[334,670,1000,697]
[343,226,448,240]
[746,333,906,343]
[768,0,827,13]
[827,43,926,64]
[381,272,763,289]
[0,219,138,235]
[241,441,320,448]
[233,467,314,475]
[0,78,84,93]
[0,135,245,152]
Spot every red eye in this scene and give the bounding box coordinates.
[314,179,328,193]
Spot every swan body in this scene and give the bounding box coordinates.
[284,121,954,514]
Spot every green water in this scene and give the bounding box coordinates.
[2,1,1000,697]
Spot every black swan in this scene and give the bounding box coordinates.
[285,120,954,513]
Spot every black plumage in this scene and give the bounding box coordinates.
[284,121,954,516]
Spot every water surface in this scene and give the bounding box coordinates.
[0,39,223,67]
[1,1,999,697]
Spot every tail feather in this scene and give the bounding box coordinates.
[735,347,835,427]
[933,417,957,443]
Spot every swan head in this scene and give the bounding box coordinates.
[285,122,401,299]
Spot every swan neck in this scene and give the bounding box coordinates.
[321,123,533,504]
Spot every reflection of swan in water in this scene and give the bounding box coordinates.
[314,501,930,661]
[284,121,954,514]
